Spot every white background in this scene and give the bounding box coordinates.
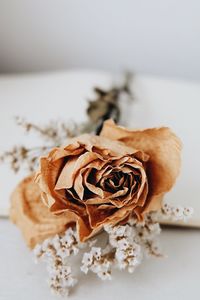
[0,0,200,80]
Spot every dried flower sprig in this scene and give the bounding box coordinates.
[104,224,142,273]
[34,227,83,296]
[33,203,192,297]
[157,203,194,222]
[0,74,133,173]
[15,117,79,145]
[87,72,133,134]
[81,246,113,280]
[0,145,51,172]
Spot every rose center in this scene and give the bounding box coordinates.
[100,171,128,192]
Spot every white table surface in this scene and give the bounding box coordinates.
[1,219,200,300]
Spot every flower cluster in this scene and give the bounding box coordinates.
[33,202,193,297]
[81,247,112,280]
[34,227,81,296]
[104,224,142,273]
[159,203,194,221]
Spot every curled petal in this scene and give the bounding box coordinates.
[100,119,181,212]
[10,175,73,248]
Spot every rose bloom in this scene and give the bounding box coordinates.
[34,120,181,242]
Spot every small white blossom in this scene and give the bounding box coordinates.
[91,247,101,260]
[162,203,173,218]
[105,223,136,248]
[183,207,194,218]
[81,252,93,273]
[117,238,129,250]
[115,240,142,272]
[97,261,112,280]
[172,206,185,220]
[81,247,112,280]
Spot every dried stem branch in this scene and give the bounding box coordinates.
[1,73,133,173]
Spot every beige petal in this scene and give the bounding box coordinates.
[35,156,69,208]
[82,168,104,198]
[68,133,139,157]
[100,120,181,205]
[86,204,116,228]
[73,156,105,199]
[55,152,99,191]
[54,156,78,190]
[10,175,75,249]
[86,201,137,228]
[48,145,84,162]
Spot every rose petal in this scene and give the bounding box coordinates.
[100,120,181,208]
[55,152,99,191]
[35,157,67,208]
[10,175,74,248]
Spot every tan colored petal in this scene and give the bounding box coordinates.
[54,156,79,190]
[10,175,74,249]
[82,168,105,198]
[100,120,181,206]
[55,152,99,192]
[68,133,140,157]
[35,157,66,208]
[86,201,137,229]
[86,204,116,228]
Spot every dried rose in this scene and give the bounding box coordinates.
[34,120,181,243]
